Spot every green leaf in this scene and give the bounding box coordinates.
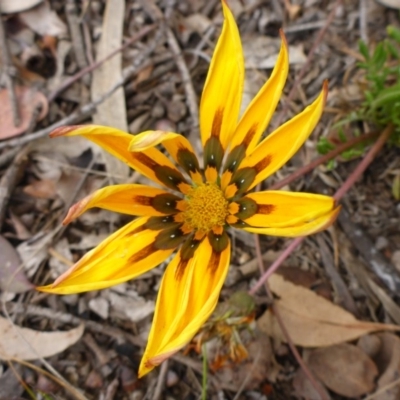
[358,40,370,60]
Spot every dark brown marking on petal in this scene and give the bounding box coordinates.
[177,148,200,175]
[131,152,158,169]
[204,136,224,171]
[211,108,224,137]
[236,197,258,219]
[229,167,257,195]
[133,195,152,206]
[257,204,276,214]
[231,220,251,229]
[223,144,246,173]
[208,230,229,253]
[208,250,221,273]
[243,123,258,146]
[129,243,156,263]
[151,193,182,214]
[254,155,272,173]
[154,165,188,192]
[175,258,189,281]
[145,215,179,230]
[180,235,202,260]
[154,226,188,250]
[126,221,148,237]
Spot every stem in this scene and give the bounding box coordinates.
[201,344,208,400]
[269,131,378,191]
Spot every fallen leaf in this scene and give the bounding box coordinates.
[23,179,57,199]
[0,235,33,293]
[307,343,378,397]
[258,274,399,347]
[0,317,84,360]
[373,333,400,400]
[376,0,400,9]
[0,86,48,140]
[19,1,67,37]
[108,291,154,322]
[292,367,329,400]
[0,0,42,14]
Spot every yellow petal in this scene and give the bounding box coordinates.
[199,1,244,149]
[36,217,176,294]
[139,236,231,377]
[242,191,335,228]
[234,82,328,191]
[63,184,182,225]
[242,206,341,237]
[129,130,202,183]
[229,31,289,154]
[50,125,187,191]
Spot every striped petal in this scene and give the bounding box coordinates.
[50,125,189,192]
[129,131,202,184]
[139,235,231,377]
[36,217,176,294]
[199,1,244,150]
[242,206,341,237]
[62,184,182,225]
[226,31,289,161]
[227,82,328,196]
[238,191,335,228]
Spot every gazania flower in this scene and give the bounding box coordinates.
[38,1,339,377]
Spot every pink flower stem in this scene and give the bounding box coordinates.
[249,124,394,296]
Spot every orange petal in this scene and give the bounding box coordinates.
[50,125,187,191]
[199,1,244,150]
[139,235,231,377]
[242,206,341,237]
[36,217,176,294]
[241,191,335,228]
[63,184,182,224]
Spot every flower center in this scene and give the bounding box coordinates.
[183,182,229,232]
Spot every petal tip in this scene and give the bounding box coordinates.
[279,29,288,48]
[49,125,83,138]
[322,80,329,105]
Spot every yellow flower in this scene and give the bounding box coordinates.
[37,1,340,377]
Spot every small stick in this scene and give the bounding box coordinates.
[0,6,20,126]
[153,360,169,400]
[269,131,378,190]
[253,234,329,400]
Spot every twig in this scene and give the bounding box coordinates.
[275,0,343,127]
[153,360,169,400]
[47,24,156,102]
[253,233,329,400]
[359,0,368,44]
[0,6,20,126]
[269,131,378,190]
[250,124,394,295]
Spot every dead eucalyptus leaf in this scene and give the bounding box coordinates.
[0,0,42,14]
[0,86,48,140]
[0,235,33,293]
[0,317,84,360]
[258,274,400,347]
[307,343,378,397]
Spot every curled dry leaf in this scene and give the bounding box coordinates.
[372,333,400,400]
[0,316,84,360]
[307,343,378,397]
[0,86,48,140]
[258,274,400,347]
[0,0,42,14]
[0,235,33,293]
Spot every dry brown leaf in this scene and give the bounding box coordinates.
[19,1,67,37]
[23,179,57,199]
[0,235,33,293]
[0,86,48,140]
[292,367,329,400]
[258,274,400,347]
[91,0,129,183]
[373,333,400,400]
[0,0,42,14]
[307,343,378,397]
[0,317,84,360]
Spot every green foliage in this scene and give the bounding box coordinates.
[317,25,400,160]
